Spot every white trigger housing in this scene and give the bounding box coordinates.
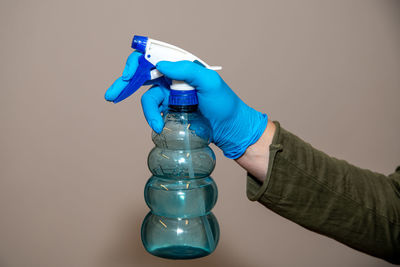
[145,38,222,91]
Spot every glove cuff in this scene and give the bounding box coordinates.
[214,105,268,159]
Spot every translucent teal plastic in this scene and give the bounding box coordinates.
[141,106,219,259]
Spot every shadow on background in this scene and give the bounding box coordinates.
[101,206,260,267]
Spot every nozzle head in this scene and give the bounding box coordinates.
[131,35,148,53]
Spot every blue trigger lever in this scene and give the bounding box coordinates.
[113,54,155,103]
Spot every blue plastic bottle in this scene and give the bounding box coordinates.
[141,90,219,259]
[109,35,222,259]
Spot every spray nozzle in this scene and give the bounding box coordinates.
[131,35,148,53]
[113,35,221,104]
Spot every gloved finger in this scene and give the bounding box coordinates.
[121,51,142,81]
[105,51,142,102]
[156,61,221,92]
[104,77,129,102]
[141,85,169,134]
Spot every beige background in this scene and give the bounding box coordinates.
[1,0,399,266]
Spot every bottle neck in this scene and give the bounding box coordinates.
[168,104,198,113]
[168,89,198,107]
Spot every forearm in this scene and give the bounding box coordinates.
[237,121,400,264]
[235,120,276,181]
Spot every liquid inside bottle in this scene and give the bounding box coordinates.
[141,104,220,259]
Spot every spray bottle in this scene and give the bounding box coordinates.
[114,35,221,259]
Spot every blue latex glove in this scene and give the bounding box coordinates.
[105,52,268,159]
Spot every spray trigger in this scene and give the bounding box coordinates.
[112,35,221,103]
[113,54,154,103]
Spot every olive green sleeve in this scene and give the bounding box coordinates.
[247,121,400,264]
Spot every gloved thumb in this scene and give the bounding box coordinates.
[156,61,219,92]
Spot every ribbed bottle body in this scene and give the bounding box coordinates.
[141,107,219,259]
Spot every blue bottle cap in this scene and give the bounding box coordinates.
[132,35,148,53]
[169,90,198,106]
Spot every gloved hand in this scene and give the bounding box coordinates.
[105,52,268,159]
